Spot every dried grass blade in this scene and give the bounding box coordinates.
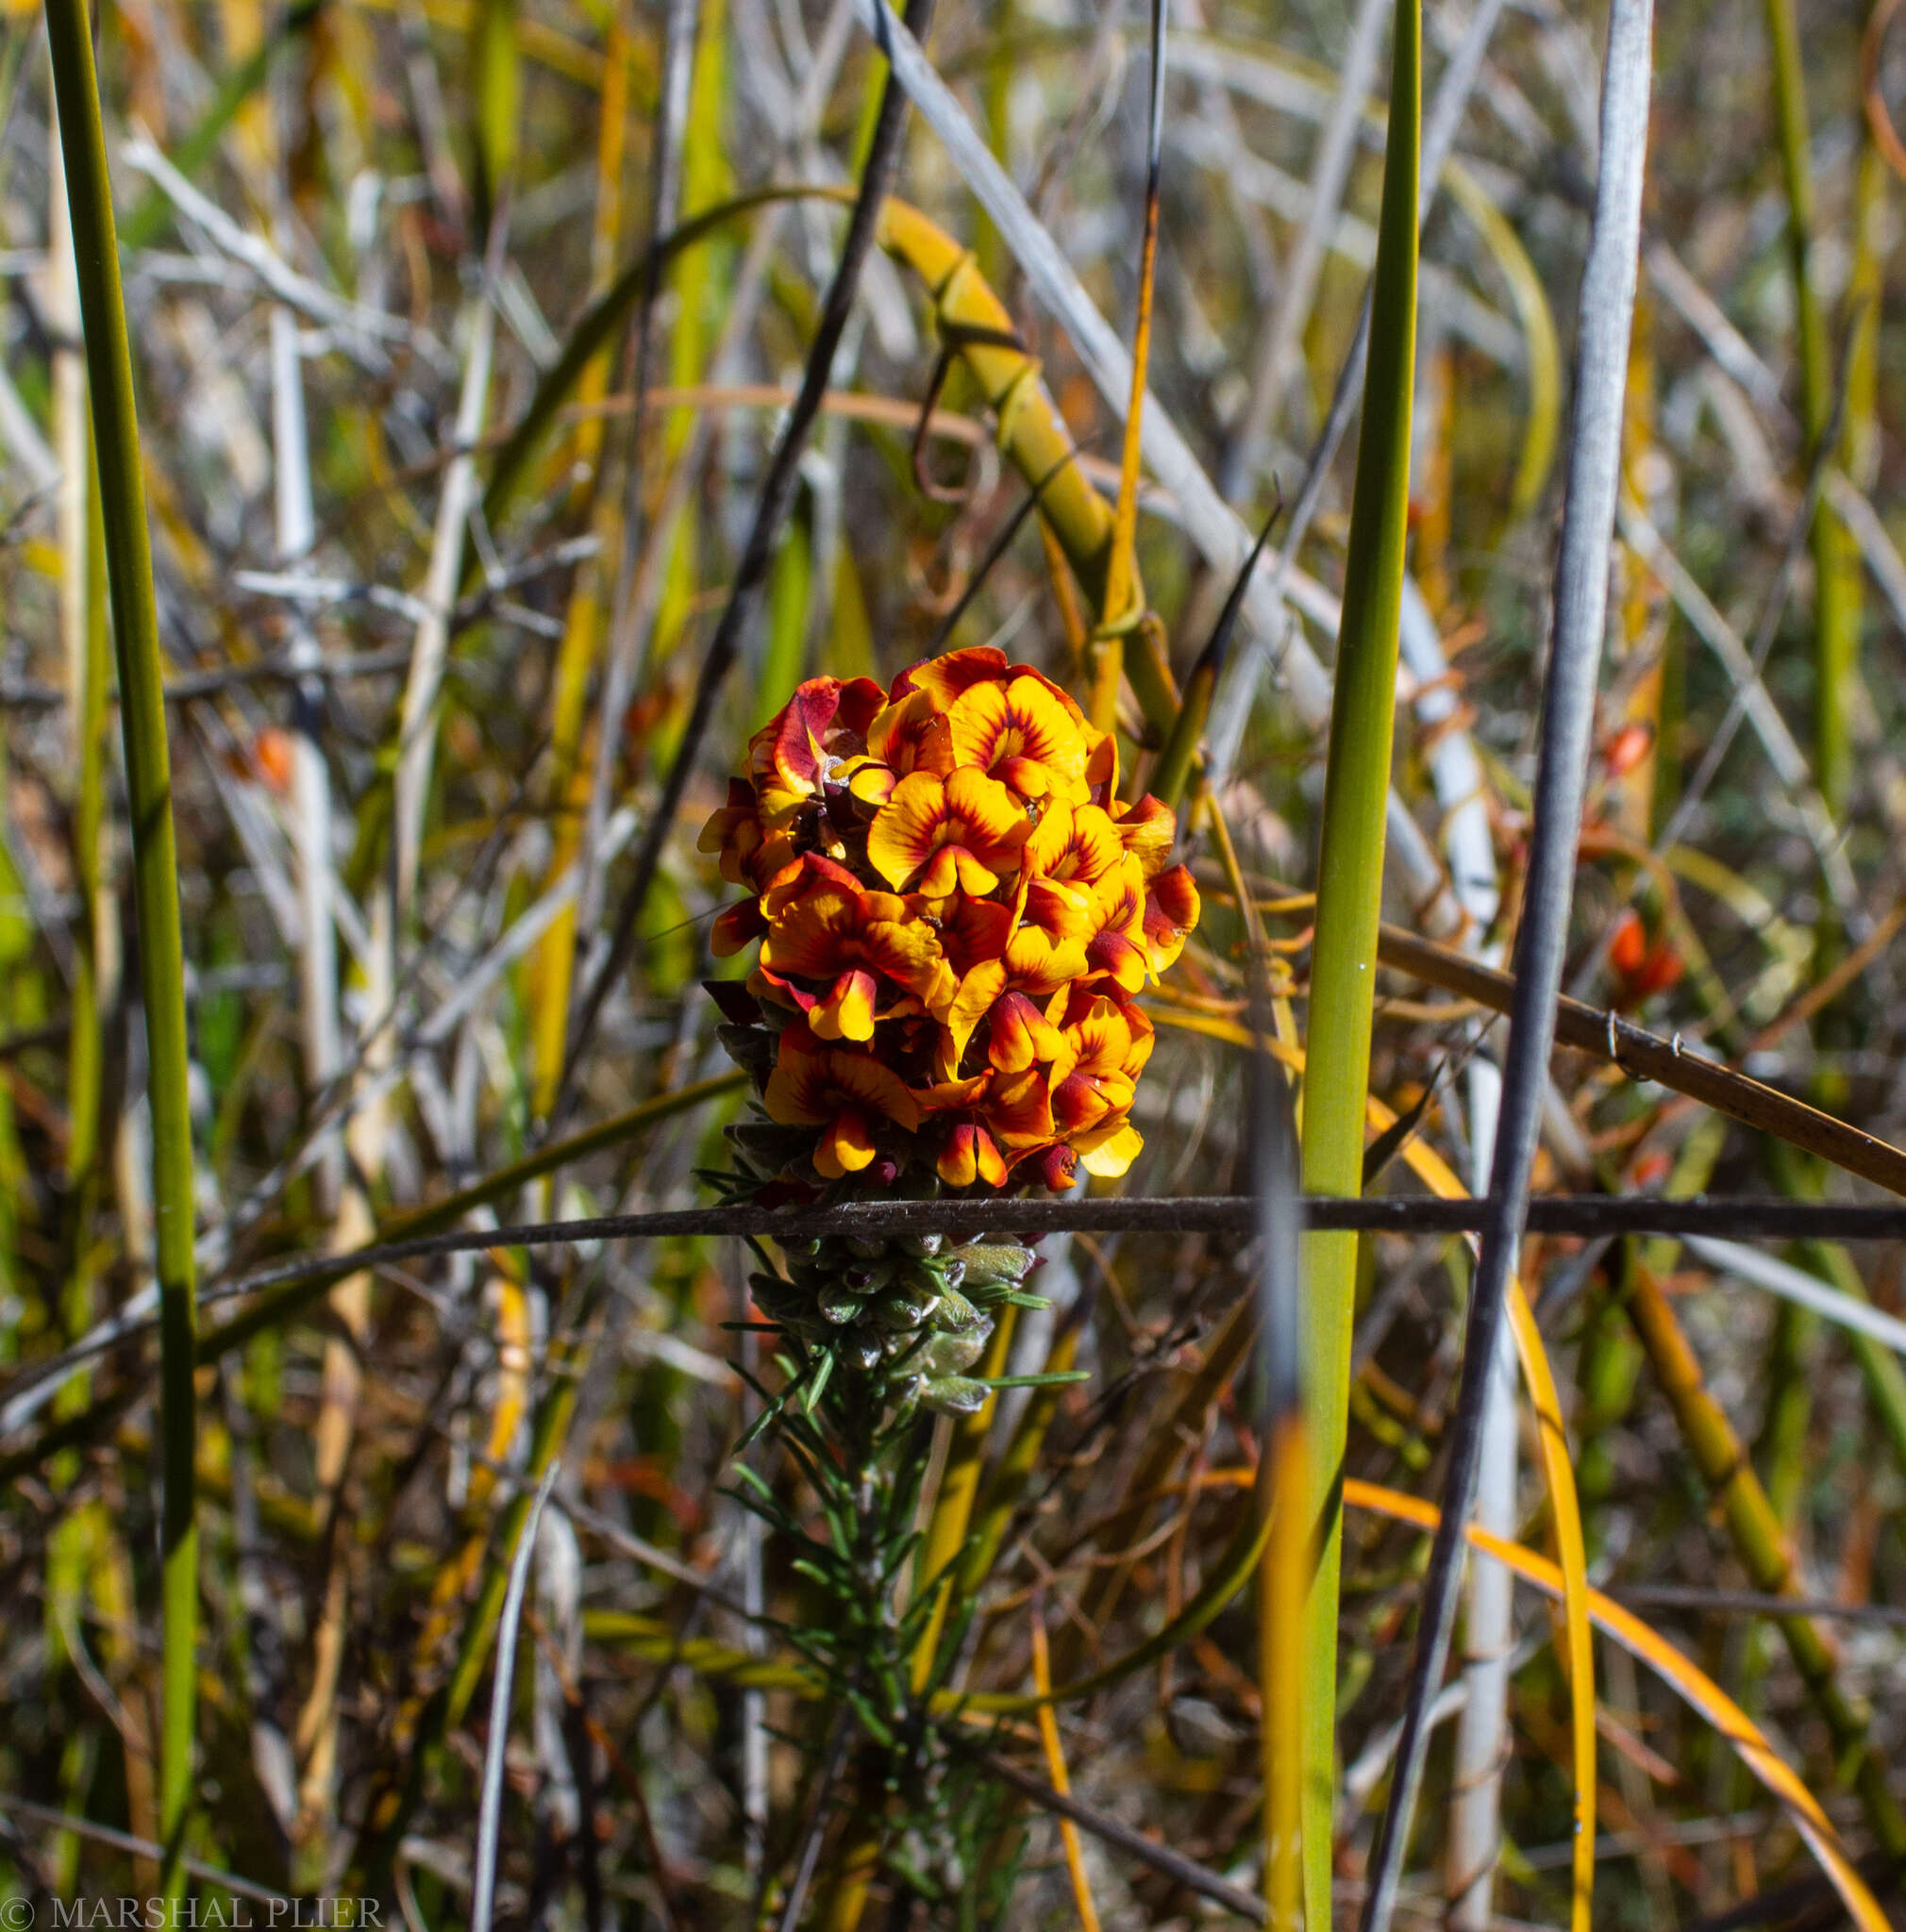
[480,183,857,537]
[1622,1265,1906,1856]
[1765,0,1858,816]
[1442,160,1561,513]
[1343,1480,1892,1932]
[1503,1286,1595,1929]
[1221,0,1390,501]
[469,1463,560,1932]
[1201,0,1511,791]
[572,0,699,950]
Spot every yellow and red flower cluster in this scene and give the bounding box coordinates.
[702,649,1198,1193]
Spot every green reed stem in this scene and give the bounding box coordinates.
[43,0,200,1889]
[58,432,110,1421]
[1295,3,1418,1922]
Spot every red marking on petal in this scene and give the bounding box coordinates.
[895,645,1012,708]
[1050,1069,1110,1136]
[836,676,886,742]
[711,900,767,958]
[985,1068,1055,1148]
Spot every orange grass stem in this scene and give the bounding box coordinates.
[1621,1261,1906,1857]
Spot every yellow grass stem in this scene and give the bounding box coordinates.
[528,0,632,1124]
[1139,998,1595,1926]
[470,0,519,236]
[587,1491,1888,1932]
[1030,1600,1103,1931]
[1442,160,1560,516]
[1504,1282,1595,1929]
[959,1061,1588,1903]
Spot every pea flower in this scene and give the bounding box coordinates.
[701,647,1199,1197]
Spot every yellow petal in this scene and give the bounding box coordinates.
[1077,1119,1143,1177]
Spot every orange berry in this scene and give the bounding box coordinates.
[253,726,294,793]
[1603,721,1655,777]
[1629,943,1684,1000]
[1608,909,1647,977]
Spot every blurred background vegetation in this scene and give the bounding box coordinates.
[5,0,1906,1924]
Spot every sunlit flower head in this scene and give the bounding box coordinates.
[703,646,1199,1194]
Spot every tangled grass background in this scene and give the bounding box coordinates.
[5,0,1906,1925]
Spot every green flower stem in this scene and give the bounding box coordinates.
[1295,2,1418,1922]
[43,0,200,1892]
[958,1322,1078,1601]
[909,1310,1015,1693]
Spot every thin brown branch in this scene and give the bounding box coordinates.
[953,1740,1267,1923]
[1376,923,1906,1198]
